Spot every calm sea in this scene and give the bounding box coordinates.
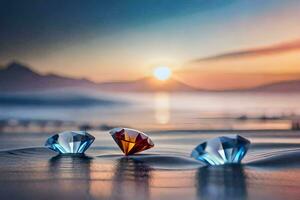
[1,90,300,130]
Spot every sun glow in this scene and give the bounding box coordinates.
[153,66,172,81]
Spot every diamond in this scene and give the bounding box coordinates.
[45,131,95,154]
[109,128,154,155]
[191,135,250,165]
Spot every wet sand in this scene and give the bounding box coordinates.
[1,130,300,200]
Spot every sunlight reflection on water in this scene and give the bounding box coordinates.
[154,92,170,125]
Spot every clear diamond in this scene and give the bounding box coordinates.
[191,135,250,165]
[109,128,154,155]
[45,131,95,154]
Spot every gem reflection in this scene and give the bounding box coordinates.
[110,157,151,200]
[196,165,247,200]
[48,155,93,199]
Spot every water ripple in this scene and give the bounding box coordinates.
[1,147,300,170]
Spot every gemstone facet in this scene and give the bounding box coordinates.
[191,135,250,165]
[109,128,154,155]
[45,131,95,154]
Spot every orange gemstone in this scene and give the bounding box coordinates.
[109,128,154,155]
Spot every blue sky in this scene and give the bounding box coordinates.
[0,0,232,58]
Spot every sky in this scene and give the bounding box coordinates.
[1,0,300,89]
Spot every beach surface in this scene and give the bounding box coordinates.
[1,130,300,200]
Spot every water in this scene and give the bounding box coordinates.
[1,91,300,130]
[1,130,300,200]
[2,91,300,199]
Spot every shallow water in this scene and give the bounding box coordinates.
[1,130,300,200]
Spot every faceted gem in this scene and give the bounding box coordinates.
[191,135,250,165]
[45,131,95,154]
[109,128,154,155]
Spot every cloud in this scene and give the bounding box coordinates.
[193,39,300,62]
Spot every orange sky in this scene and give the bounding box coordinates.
[179,42,300,89]
[2,1,300,90]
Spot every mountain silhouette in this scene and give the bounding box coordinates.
[2,61,300,93]
[0,62,94,91]
[97,77,196,92]
[0,62,196,92]
[249,80,300,92]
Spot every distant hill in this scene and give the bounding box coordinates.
[97,77,196,92]
[0,62,196,92]
[2,61,300,93]
[249,80,300,92]
[0,62,95,91]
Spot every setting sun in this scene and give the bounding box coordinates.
[153,66,172,81]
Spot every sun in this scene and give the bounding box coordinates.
[153,66,172,81]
